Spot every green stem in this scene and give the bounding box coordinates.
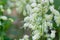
[59,32,60,40]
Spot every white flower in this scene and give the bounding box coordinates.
[45,14,53,21]
[7,8,11,14]
[50,33,55,38]
[0,16,7,20]
[19,39,24,40]
[31,2,37,7]
[50,7,60,16]
[29,15,35,22]
[42,21,48,33]
[53,10,60,16]
[37,4,41,8]
[24,16,30,22]
[26,4,32,15]
[29,24,35,30]
[37,17,42,23]
[24,23,30,28]
[50,30,56,38]
[46,22,53,28]
[31,13,37,19]
[32,33,40,40]
[19,35,29,40]
[51,30,56,33]
[54,16,60,26]
[49,5,54,12]
[23,35,29,40]
[49,0,54,4]
[33,30,40,35]
[23,35,29,38]
[32,7,39,13]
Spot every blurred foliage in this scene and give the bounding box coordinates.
[0,0,7,5]
[0,0,14,40]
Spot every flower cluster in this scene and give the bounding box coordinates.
[19,35,29,40]
[50,5,60,26]
[23,0,59,40]
[7,0,60,40]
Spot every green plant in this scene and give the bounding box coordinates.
[0,0,14,40]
